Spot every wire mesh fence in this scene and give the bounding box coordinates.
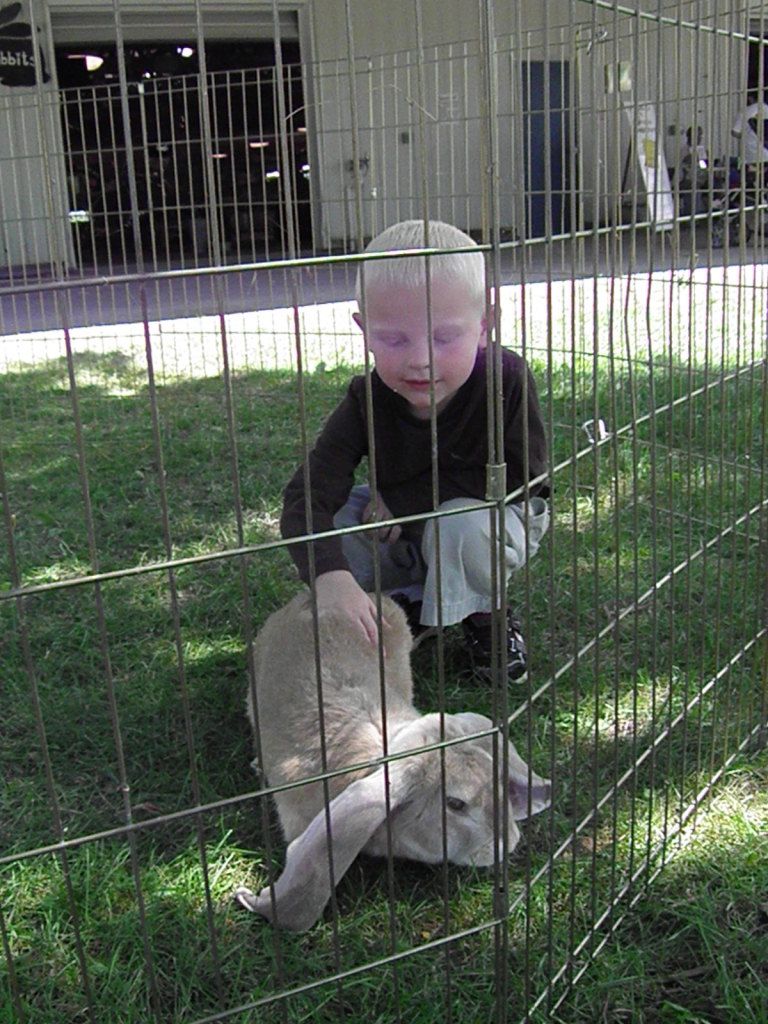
[1,1,767,1022]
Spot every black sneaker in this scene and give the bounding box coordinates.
[461,610,527,680]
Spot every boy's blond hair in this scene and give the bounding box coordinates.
[355,220,486,311]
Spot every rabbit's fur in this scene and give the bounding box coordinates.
[239,590,551,931]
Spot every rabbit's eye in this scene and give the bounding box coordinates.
[446,796,467,813]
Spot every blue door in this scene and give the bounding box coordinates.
[521,61,571,237]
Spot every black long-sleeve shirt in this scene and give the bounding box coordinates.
[281,347,549,583]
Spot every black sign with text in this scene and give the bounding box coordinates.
[0,1,50,87]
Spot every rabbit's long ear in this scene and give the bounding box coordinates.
[246,763,414,932]
[451,711,551,821]
[507,761,551,820]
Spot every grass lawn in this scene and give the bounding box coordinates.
[1,303,766,1022]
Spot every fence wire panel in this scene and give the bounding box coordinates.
[1,1,767,1022]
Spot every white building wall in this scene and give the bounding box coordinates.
[1,0,752,269]
[0,0,71,272]
[307,0,746,245]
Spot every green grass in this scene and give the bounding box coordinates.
[548,761,768,1024]
[1,344,766,1023]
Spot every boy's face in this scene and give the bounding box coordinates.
[353,278,488,419]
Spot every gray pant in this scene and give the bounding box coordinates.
[334,485,549,627]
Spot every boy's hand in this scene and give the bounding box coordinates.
[362,492,402,544]
[314,570,389,649]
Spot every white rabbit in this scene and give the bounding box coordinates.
[236,590,551,931]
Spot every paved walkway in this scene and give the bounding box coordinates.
[1,228,765,382]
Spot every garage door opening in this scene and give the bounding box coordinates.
[55,39,310,274]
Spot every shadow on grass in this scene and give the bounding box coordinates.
[4,753,765,1024]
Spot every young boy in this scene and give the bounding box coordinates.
[280,220,549,679]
